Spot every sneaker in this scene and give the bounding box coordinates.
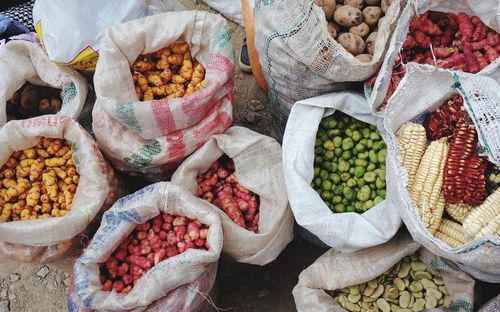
[239,38,253,74]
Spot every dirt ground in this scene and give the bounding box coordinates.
[0,1,498,311]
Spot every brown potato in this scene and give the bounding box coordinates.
[314,0,336,20]
[366,31,378,55]
[327,22,340,38]
[365,0,380,5]
[338,33,366,55]
[362,6,383,26]
[381,0,390,13]
[343,0,364,9]
[355,54,373,62]
[349,22,370,37]
[334,5,363,27]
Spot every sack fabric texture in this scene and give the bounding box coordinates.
[0,40,88,127]
[172,126,294,265]
[92,11,234,181]
[293,232,475,312]
[384,63,500,282]
[282,92,401,252]
[72,182,223,311]
[365,0,500,113]
[253,0,404,140]
[0,115,121,263]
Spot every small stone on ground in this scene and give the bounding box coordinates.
[8,275,19,283]
[36,266,50,279]
[0,300,9,312]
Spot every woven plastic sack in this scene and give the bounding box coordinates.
[282,92,401,251]
[293,232,475,312]
[171,126,294,265]
[72,182,223,311]
[202,0,243,26]
[478,295,500,312]
[365,0,500,113]
[92,11,234,181]
[0,40,88,127]
[68,262,218,312]
[0,115,123,263]
[384,63,500,282]
[253,0,404,140]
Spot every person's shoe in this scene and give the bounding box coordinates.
[239,38,253,74]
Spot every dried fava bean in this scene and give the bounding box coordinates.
[376,298,390,312]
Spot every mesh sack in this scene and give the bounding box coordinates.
[72,182,223,311]
[293,232,475,312]
[171,126,294,265]
[282,92,401,251]
[0,40,88,127]
[384,63,500,282]
[253,0,404,140]
[92,11,234,181]
[68,262,218,312]
[0,115,124,263]
[365,0,500,113]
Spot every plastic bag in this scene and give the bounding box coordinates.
[253,0,404,140]
[384,63,500,282]
[92,11,234,181]
[72,182,223,311]
[293,232,475,312]
[171,126,294,265]
[282,92,401,251]
[68,262,218,312]
[0,40,88,127]
[365,0,500,113]
[0,115,123,263]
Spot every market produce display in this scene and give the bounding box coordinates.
[99,212,210,294]
[327,252,451,311]
[367,11,500,109]
[312,112,387,213]
[397,94,499,248]
[316,0,389,60]
[196,155,260,233]
[0,137,79,221]
[6,82,62,121]
[131,42,206,101]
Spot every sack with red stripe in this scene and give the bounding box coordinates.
[92,11,234,181]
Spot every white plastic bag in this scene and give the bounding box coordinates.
[293,232,476,312]
[73,182,223,311]
[171,126,294,265]
[365,0,500,113]
[202,0,243,26]
[384,63,500,282]
[0,115,120,263]
[282,92,401,251]
[0,41,88,127]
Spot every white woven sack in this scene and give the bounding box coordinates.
[384,63,500,282]
[0,41,88,127]
[73,182,223,311]
[366,0,500,113]
[202,0,243,26]
[253,0,404,139]
[293,232,476,312]
[92,11,234,181]
[171,126,294,265]
[282,92,401,251]
[0,115,110,262]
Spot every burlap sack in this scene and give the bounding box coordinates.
[92,11,234,181]
[384,63,500,282]
[0,115,122,263]
[171,126,294,265]
[73,182,223,311]
[253,0,404,140]
[68,262,218,312]
[365,0,500,113]
[293,232,475,312]
[0,40,88,127]
[282,92,401,251]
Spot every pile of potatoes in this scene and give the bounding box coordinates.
[6,82,62,121]
[315,0,390,61]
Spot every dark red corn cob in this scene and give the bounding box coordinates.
[425,94,465,140]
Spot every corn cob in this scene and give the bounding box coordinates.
[443,119,488,205]
[474,215,500,239]
[410,138,449,234]
[463,188,500,237]
[435,219,470,246]
[425,94,465,140]
[396,122,428,190]
[445,203,474,223]
[434,231,464,248]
